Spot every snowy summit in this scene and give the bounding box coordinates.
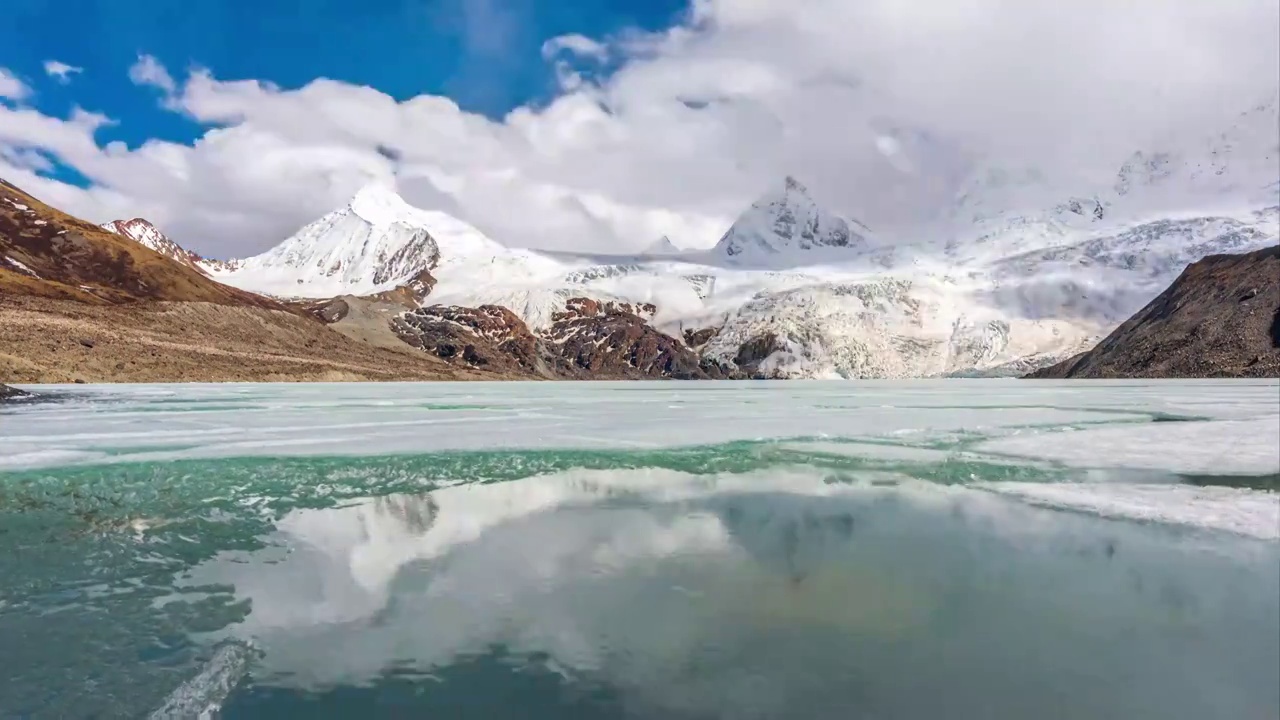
[713,176,874,265]
[200,182,505,299]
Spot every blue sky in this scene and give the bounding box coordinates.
[2,0,687,151]
[1,0,1273,257]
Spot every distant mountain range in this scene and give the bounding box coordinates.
[7,95,1279,382]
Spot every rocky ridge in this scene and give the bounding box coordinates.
[1,179,277,308]
[100,218,208,274]
[1028,245,1280,378]
[391,297,746,379]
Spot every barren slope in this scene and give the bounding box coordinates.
[0,179,514,383]
[0,295,504,383]
[1028,245,1280,378]
[1,179,276,307]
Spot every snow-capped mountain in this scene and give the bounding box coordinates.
[1113,93,1280,211]
[200,182,519,299]
[644,236,681,255]
[712,177,875,265]
[101,218,207,273]
[140,96,1277,380]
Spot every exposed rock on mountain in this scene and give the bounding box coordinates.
[394,297,740,379]
[100,218,208,274]
[1028,245,1280,378]
[546,298,736,379]
[394,305,546,376]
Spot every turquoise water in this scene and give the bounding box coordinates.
[1,381,1278,718]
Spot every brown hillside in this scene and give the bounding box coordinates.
[0,179,520,382]
[0,179,276,308]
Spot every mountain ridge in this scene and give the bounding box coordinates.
[72,95,1280,380]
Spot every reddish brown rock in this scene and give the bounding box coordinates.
[683,326,719,349]
[395,296,744,380]
[365,268,438,307]
[393,304,547,375]
[545,297,715,379]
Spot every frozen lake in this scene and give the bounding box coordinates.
[1,380,1278,718]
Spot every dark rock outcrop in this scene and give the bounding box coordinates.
[393,304,546,376]
[683,326,719,349]
[734,333,789,376]
[1,383,31,401]
[394,297,745,380]
[547,298,736,379]
[1028,245,1280,378]
[365,268,437,307]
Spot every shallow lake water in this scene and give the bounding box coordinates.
[1,380,1278,718]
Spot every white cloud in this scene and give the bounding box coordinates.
[541,34,609,62]
[43,60,83,84]
[0,68,29,101]
[0,0,1277,259]
[128,54,177,95]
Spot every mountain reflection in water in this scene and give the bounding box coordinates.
[178,469,1279,719]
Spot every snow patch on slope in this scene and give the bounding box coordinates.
[101,218,206,272]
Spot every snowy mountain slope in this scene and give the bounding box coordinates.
[184,97,1278,379]
[1113,94,1280,211]
[199,183,557,300]
[101,218,208,273]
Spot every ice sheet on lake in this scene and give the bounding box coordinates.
[2,380,1276,471]
[977,416,1280,476]
[2,380,1276,541]
[978,482,1280,540]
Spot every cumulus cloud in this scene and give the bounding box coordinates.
[0,68,29,101]
[43,60,83,84]
[0,0,1277,258]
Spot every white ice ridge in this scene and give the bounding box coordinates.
[146,641,253,720]
[978,483,1280,540]
[977,415,1280,476]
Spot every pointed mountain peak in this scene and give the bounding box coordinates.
[103,217,158,234]
[101,217,208,273]
[714,177,871,263]
[644,235,680,254]
[783,175,811,195]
